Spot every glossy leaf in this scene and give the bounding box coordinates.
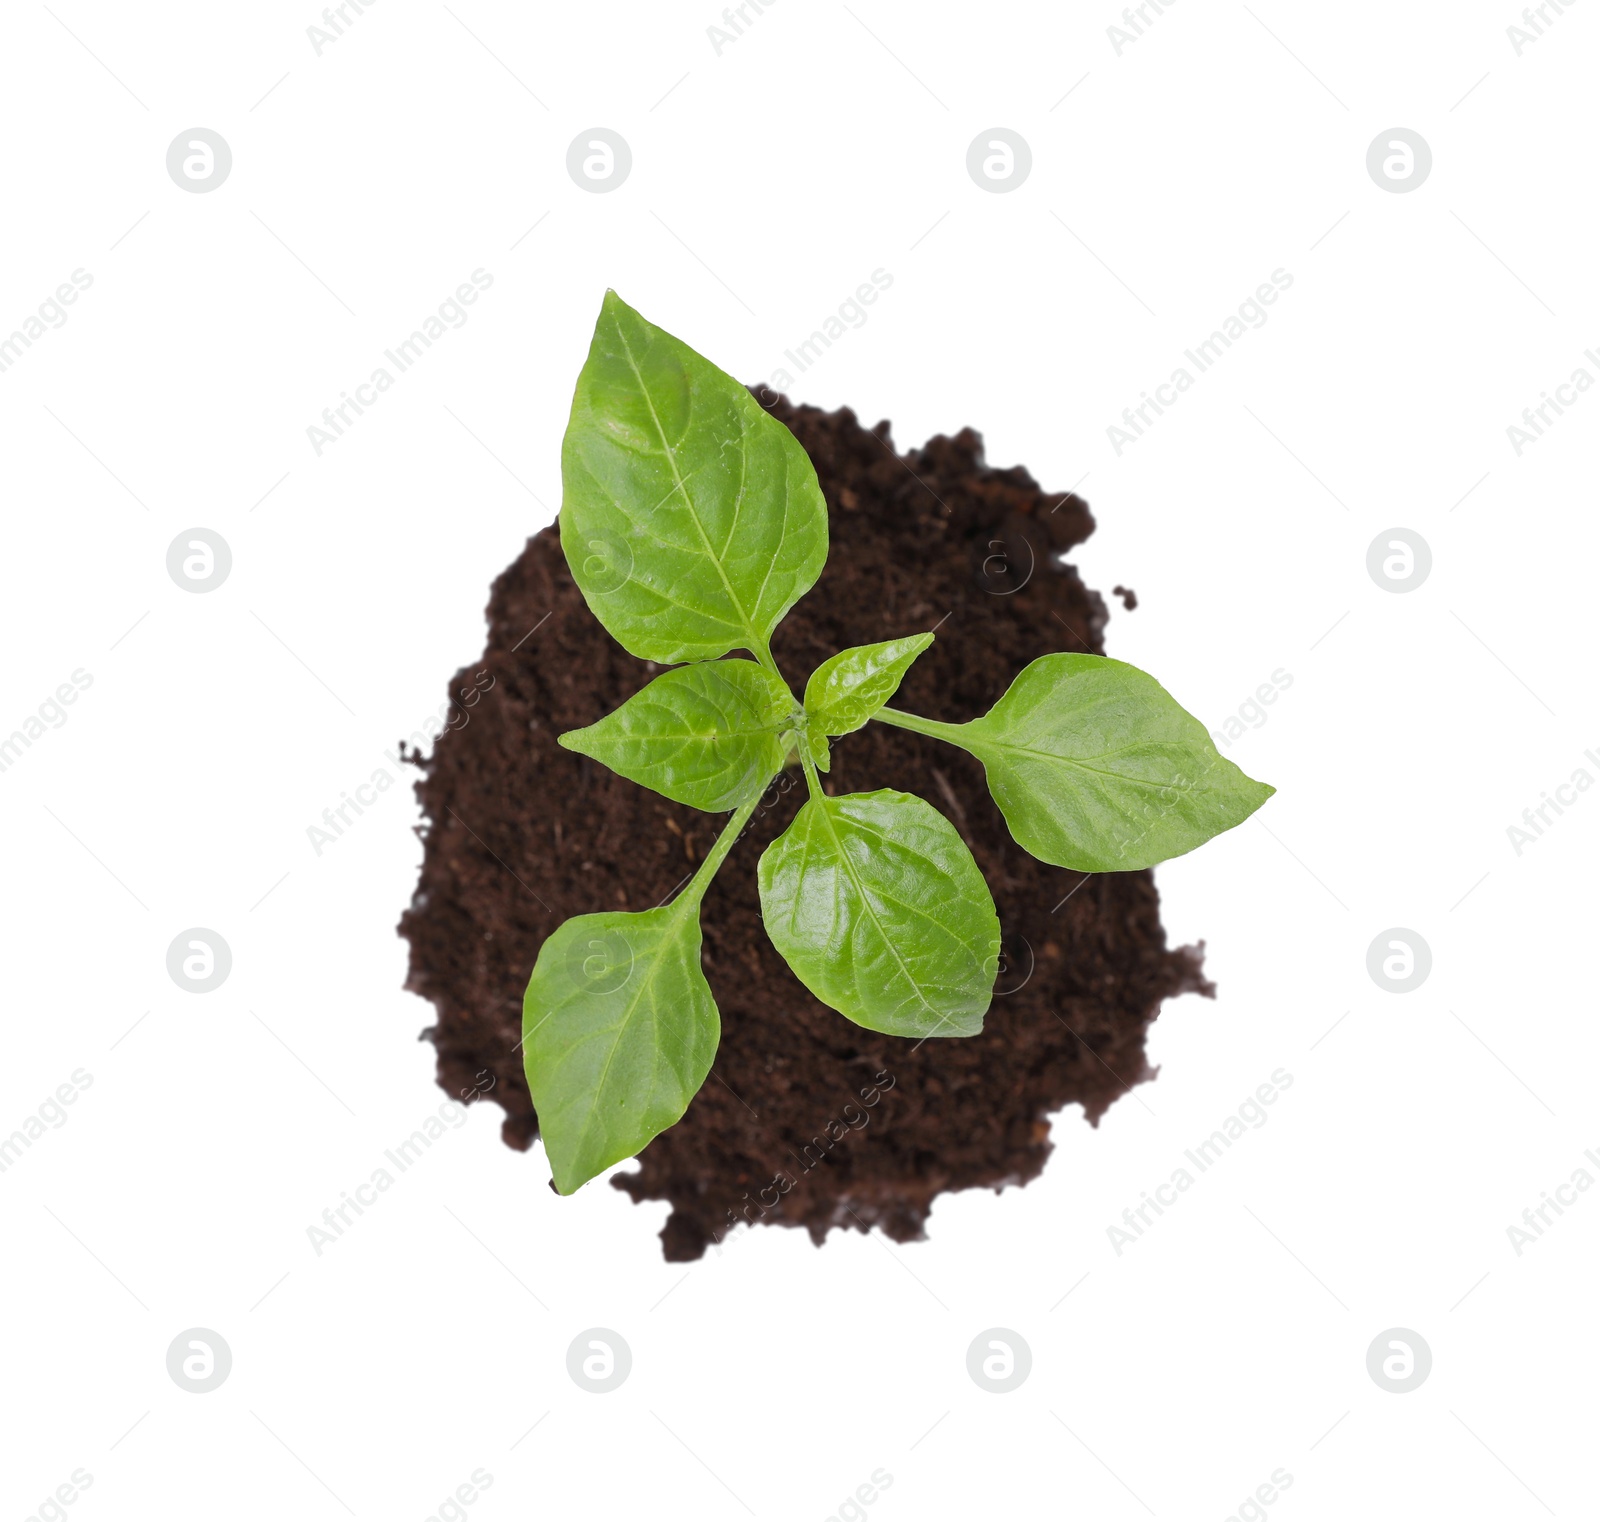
[523,904,719,1194]
[804,634,934,770]
[887,654,1274,872]
[559,291,828,664]
[559,659,794,811]
[757,789,999,1039]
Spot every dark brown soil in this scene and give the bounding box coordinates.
[399,395,1212,1261]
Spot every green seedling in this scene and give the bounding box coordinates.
[524,291,1274,1194]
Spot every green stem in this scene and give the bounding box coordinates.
[750,638,795,700]
[677,797,760,911]
[798,746,827,805]
[873,705,969,745]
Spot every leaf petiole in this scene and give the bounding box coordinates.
[797,745,828,805]
[751,639,799,706]
[678,796,761,911]
[871,705,965,744]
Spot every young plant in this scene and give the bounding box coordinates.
[524,291,1274,1194]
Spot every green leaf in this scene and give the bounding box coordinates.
[804,632,934,749]
[886,654,1274,872]
[559,659,794,811]
[523,904,718,1194]
[757,789,999,1039]
[804,727,832,774]
[559,290,828,664]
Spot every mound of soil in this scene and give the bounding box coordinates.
[399,395,1212,1261]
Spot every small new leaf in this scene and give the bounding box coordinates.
[911,653,1274,872]
[559,659,793,811]
[758,789,999,1039]
[523,905,719,1194]
[804,634,934,766]
[560,290,828,664]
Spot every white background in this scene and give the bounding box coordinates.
[2,2,1596,1518]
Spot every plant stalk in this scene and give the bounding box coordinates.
[751,639,798,705]
[872,705,968,744]
[798,747,827,805]
[678,796,760,910]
